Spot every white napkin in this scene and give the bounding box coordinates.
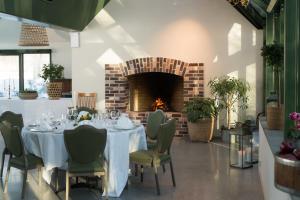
[40,122,53,131]
[116,115,134,129]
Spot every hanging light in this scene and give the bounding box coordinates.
[19,23,49,46]
[228,0,249,7]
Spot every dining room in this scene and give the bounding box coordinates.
[1,0,300,200]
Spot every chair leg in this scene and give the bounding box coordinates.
[170,160,176,187]
[153,166,160,195]
[65,172,70,200]
[4,164,10,193]
[134,164,138,176]
[38,166,42,185]
[162,164,166,173]
[0,150,6,178]
[21,170,27,199]
[140,165,144,183]
[103,173,108,200]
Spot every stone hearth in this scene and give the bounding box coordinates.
[105,57,204,136]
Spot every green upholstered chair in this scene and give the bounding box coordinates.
[0,121,43,199]
[130,118,176,195]
[64,125,108,200]
[146,109,166,150]
[0,111,24,178]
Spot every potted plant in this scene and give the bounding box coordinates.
[261,42,284,130]
[40,64,64,100]
[19,89,38,100]
[183,97,217,142]
[208,76,250,129]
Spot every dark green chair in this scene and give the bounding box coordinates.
[130,118,176,195]
[146,109,166,150]
[0,121,43,199]
[0,111,24,178]
[64,125,108,200]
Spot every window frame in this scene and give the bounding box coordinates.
[0,49,52,92]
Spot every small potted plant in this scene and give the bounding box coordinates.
[40,64,64,100]
[19,89,38,100]
[261,42,284,130]
[183,97,217,142]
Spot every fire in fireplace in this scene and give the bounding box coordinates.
[128,72,183,112]
[152,98,168,111]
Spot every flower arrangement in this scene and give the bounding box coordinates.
[78,112,92,122]
[289,112,300,130]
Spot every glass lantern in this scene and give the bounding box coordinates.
[229,127,253,169]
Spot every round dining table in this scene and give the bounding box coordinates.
[21,120,147,197]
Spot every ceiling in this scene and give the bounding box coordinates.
[0,0,111,31]
[228,0,274,29]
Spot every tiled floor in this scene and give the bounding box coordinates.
[0,137,264,200]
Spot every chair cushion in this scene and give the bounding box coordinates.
[68,157,105,174]
[130,150,170,166]
[10,154,43,170]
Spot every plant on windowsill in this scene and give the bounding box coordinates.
[208,76,250,130]
[261,42,284,130]
[19,89,38,100]
[183,97,217,142]
[40,64,64,100]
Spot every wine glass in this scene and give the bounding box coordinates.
[110,110,120,121]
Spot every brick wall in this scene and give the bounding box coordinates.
[105,57,204,136]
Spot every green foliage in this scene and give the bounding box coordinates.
[208,76,250,128]
[183,97,217,123]
[20,89,37,93]
[40,64,64,82]
[261,43,284,72]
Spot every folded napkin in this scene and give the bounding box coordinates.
[116,114,134,129]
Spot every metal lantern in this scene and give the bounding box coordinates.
[19,23,49,46]
[229,126,253,169]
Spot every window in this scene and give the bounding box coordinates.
[0,50,51,98]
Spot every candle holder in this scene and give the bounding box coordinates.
[229,126,253,169]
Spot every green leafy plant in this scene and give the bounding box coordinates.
[20,89,37,93]
[261,42,284,105]
[40,64,64,82]
[183,97,217,123]
[208,76,250,129]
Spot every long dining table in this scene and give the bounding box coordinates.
[21,120,147,197]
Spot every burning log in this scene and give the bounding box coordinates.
[152,98,168,111]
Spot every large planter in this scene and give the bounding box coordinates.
[267,104,284,130]
[19,92,38,100]
[187,117,214,142]
[47,82,62,100]
[275,153,300,196]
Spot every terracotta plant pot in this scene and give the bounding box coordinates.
[267,105,284,130]
[19,92,38,100]
[47,82,62,100]
[187,117,214,142]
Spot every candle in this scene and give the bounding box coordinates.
[238,150,245,166]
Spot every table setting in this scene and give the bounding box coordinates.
[21,109,147,197]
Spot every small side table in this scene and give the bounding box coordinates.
[229,128,253,169]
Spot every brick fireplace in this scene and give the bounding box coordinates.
[105,57,204,136]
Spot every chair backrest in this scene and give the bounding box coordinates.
[76,93,97,110]
[0,121,24,158]
[156,118,176,154]
[146,109,166,140]
[64,125,107,164]
[0,111,24,129]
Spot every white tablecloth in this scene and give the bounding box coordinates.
[22,123,147,197]
[0,98,73,125]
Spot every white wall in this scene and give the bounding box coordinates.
[72,0,263,122]
[0,19,72,78]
